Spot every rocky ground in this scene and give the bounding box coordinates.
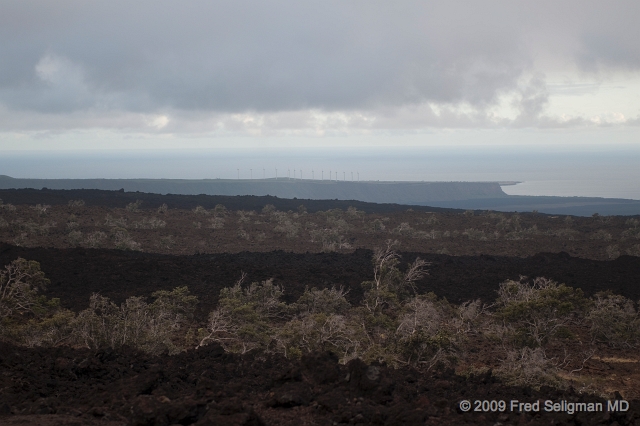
[1,189,640,425]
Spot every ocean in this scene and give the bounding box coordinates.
[1,145,639,200]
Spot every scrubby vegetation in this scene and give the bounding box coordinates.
[0,200,639,260]
[2,245,639,398]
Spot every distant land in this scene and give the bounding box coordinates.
[0,175,638,216]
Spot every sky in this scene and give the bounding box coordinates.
[0,1,639,195]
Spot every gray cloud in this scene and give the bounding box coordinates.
[0,1,638,131]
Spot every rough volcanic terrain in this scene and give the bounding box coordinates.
[1,189,640,425]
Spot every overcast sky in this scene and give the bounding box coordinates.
[1,1,639,150]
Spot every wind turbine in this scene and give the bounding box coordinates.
[275,168,278,179]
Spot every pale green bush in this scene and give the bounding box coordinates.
[125,199,143,212]
[587,293,640,348]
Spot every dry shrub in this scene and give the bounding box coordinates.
[31,204,51,215]
[84,231,107,248]
[73,287,197,355]
[587,293,640,348]
[67,230,83,246]
[193,205,209,215]
[133,217,166,229]
[627,244,640,257]
[208,217,225,229]
[104,214,127,228]
[112,228,141,251]
[548,228,580,240]
[606,244,620,259]
[496,277,587,347]
[0,216,8,228]
[125,199,143,212]
[370,219,386,232]
[0,203,16,211]
[310,228,350,251]
[262,204,276,215]
[464,228,492,241]
[495,347,565,389]
[68,199,85,207]
[590,229,612,241]
[157,203,168,214]
[274,219,300,238]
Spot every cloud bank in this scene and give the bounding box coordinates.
[1,1,639,135]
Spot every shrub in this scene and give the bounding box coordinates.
[627,244,640,257]
[622,228,640,239]
[262,204,276,215]
[393,222,413,236]
[587,293,640,348]
[309,228,350,251]
[496,277,588,347]
[346,206,364,220]
[207,217,225,229]
[193,205,209,215]
[159,235,174,249]
[73,287,197,355]
[590,230,612,241]
[0,258,51,318]
[67,230,83,246]
[0,216,7,228]
[199,276,285,353]
[463,228,489,241]
[112,228,141,251]
[105,214,128,228]
[84,231,107,248]
[606,244,620,259]
[495,347,565,389]
[213,204,228,217]
[0,203,16,211]
[360,241,429,313]
[395,294,459,369]
[125,199,143,212]
[274,219,300,238]
[132,217,166,229]
[370,219,386,232]
[13,233,28,247]
[237,210,254,223]
[547,228,579,240]
[68,199,85,207]
[157,203,168,214]
[274,313,353,359]
[31,204,51,215]
[292,286,351,316]
[424,214,439,225]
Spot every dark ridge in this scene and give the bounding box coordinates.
[1,244,638,320]
[0,187,462,214]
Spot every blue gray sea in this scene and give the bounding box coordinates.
[1,145,639,200]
